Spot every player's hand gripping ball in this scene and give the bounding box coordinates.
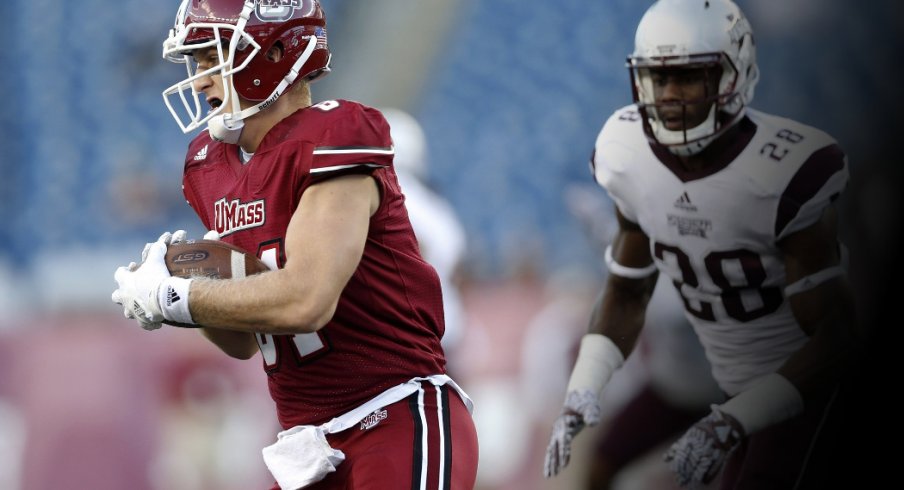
[160,239,270,327]
[112,231,269,329]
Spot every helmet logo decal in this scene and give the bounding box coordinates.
[256,0,303,22]
[727,17,751,46]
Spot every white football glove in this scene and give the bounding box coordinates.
[141,230,187,263]
[203,229,220,241]
[664,405,745,488]
[544,334,624,478]
[543,389,601,478]
[112,230,194,330]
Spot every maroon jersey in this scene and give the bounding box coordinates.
[181,99,447,428]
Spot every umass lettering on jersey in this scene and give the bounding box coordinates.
[213,197,266,236]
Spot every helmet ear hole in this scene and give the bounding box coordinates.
[266,42,284,63]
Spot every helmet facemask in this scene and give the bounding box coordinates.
[628,0,759,156]
[162,0,261,139]
[629,53,743,156]
[160,0,325,143]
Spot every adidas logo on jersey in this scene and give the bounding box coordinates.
[166,286,181,307]
[193,145,208,161]
[673,191,698,212]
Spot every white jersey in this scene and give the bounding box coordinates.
[592,105,849,395]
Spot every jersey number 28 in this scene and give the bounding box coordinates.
[654,242,783,322]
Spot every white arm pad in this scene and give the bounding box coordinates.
[605,245,658,279]
[566,334,625,397]
[719,373,803,435]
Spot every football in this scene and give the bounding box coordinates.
[162,239,270,328]
[164,239,270,280]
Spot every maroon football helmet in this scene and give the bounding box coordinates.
[162,0,331,136]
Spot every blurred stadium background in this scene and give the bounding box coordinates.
[0,0,899,489]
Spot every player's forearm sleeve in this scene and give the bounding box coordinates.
[719,373,803,435]
[566,334,625,397]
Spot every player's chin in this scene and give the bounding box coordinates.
[661,119,686,131]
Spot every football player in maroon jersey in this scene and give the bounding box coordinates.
[111,1,478,489]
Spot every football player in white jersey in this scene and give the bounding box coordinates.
[544,0,859,488]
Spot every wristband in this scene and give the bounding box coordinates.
[566,334,625,397]
[719,373,803,435]
[157,276,195,325]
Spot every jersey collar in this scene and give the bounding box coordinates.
[649,115,757,183]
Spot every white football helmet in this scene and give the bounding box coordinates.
[628,0,758,156]
[161,0,331,143]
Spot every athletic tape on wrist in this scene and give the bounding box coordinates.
[566,334,625,397]
[719,373,803,435]
[158,276,195,325]
[604,245,658,279]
